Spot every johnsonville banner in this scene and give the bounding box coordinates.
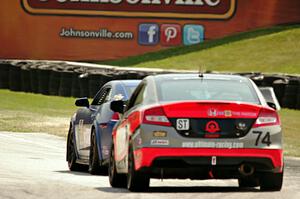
[0,0,299,61]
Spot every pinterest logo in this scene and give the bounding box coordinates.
[160,24,181,46]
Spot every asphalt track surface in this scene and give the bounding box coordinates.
[0,132,299,199]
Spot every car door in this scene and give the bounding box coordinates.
[92,86,113,159]
[115,82,147,170]
[75,87,110,159]
[75,104,98,159]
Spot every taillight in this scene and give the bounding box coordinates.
[143,107,171,126]
[111,112,120,121]
[253,108,280,128]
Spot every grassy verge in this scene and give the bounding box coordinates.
[0,89,76,137]
[0,89,299,156]
[279,109,300,157]
[100,24,300,74]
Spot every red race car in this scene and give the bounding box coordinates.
[109,74,283,192]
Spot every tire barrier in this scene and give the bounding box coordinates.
[38,67,51,95]
[273,79,288,106]
[261,75,286,87]
[21,64,32,92]
[282,79,299,109]
[71,72,81,98]
[9,64,22,91]
[112,72,128,80]
[88,71,112,98]
[59,70,73,97]
[0,63,10,89]
[78,73,89,98]
[296,88,300,110]
[30,64,39,94]
[239,73,264,86]
[126,71,140,79]
[49,69,62,96]
[136,72,149,80]
[297,94,300,109]
[1,60,300,110]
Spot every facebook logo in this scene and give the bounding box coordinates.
[138,24,159,45]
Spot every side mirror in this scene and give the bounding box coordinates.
[110,100,125,114]
[75,97,89,108]
[259,87,281,111]
[267,102,277,110]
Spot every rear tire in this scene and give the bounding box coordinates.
[67,126,86,171]
[89,130,107,175]
[260,172,283,191]
[108,144,126,188]
[127,145,149,192]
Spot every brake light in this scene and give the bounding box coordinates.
[143,107,171,126]
[111,112,120,121]
[253,108,280,128]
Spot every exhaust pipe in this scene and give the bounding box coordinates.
[239,163,255,176]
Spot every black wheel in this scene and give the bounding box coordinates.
[260,172,283,191]
[238,177,259,188]
[127,145,149,192]
[108,144,126,188]
[67,126,86,171]
[89,130,107,175]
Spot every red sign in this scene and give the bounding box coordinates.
[205,121,220,133]
[1,0,300,61]
[22,0,236,19]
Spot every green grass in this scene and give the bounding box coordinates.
[0,89,299,156]
[0,89,77,137]
[101,24,300,74]
[279,109,300,157]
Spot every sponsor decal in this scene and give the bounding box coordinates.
[232,111,257,117]
[205,120,220,133]
[78,119,84,134]
[153,131,167,137]
[224,110,232,117]
[150,139,169,146]
[207,108,218,117]
[136,137,143,146]
[211,156,217,165]
[176,118,190,130]
[207,109,233,117]
[182,141,244,148]
[22,0,236,19]
[103,146,110,156]
[113,94,125,101]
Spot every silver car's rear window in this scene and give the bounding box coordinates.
[157,79,260,104]
[124,86,137,97]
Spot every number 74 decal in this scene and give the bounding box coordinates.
[253,131,272,146]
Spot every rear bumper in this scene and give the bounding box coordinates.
[133,148,283,175]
